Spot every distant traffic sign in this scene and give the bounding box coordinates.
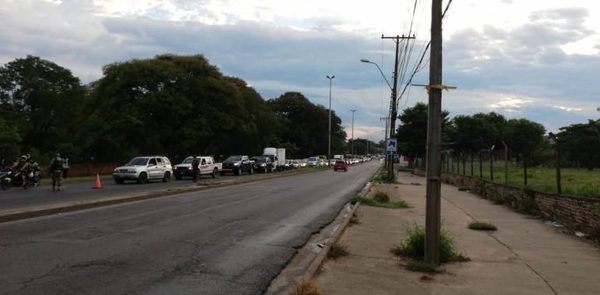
[387,139,397,152]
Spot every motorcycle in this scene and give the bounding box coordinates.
[0,170,12,190]
[0,169,40,190]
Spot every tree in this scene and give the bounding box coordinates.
[0,117,22,160]
[0,55,86,157]
[268,92,345,157]
[556,120,600,170]
[396,102,450,164]
[86,54,261,162]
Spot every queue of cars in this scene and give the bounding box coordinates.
[112,154,372,184]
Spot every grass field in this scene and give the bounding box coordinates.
[446,160,600,198]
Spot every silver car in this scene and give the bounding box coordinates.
[113,156,173,184]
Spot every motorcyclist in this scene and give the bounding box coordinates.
[10,155,29,189]
[28,158,41,187]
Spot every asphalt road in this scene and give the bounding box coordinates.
[0,170,253,213]
[0,161,381,295]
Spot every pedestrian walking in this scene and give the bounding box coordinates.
[48,153,64,191]
[62,157,70,178]
[192,156,200,182]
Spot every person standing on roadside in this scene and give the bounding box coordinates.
[192,156,200,183]
[62,157,70,178]
[48,153,64,191]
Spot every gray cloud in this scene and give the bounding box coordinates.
[1,2,600,142]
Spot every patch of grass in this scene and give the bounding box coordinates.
[458,186,470,191]
[290,280,321,295]
[468,221,497,231]
[373,191,390,203]
[390,223,470,263]
[350,195,409,209]
[327,242,349,259]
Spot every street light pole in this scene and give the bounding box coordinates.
[351,109,356,155]
[327,75,335,166]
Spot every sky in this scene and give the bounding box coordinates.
[2,0,600,142]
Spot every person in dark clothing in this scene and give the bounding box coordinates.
[48,153,64,191]
[192,156,200,182]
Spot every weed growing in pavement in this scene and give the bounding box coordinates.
[390,223,470,264]
[373,191,390,203]
[290,280,321,295]
[350,195,409,209]
[349,213,360,225]
[468,221,498,231]
[327,242,349,259]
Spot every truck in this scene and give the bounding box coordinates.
[173,156,222,180]
[220,155,254,176]
[262,147,286,172]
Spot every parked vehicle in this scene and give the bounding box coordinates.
[333,160,348,172]
[307,156,319,167]
[113,156,173,184]
[262,147,286,171]
[253,156,274,173]
[221,155,254,176]
[174,156,221,180]
[0,169,39,189]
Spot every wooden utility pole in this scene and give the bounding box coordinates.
[382,34,415,182]
[425,0,443,265]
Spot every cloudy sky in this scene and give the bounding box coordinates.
[2,0,600,142]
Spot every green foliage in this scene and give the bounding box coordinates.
[327,242,349,259]
[267,92,346,157]
[468,222,498,231]
[396,102,451,160]
[350,195,408,209]
[373,191,390,203]
[0,55,86,158]
[391,224,470,263]
[0,117,21,160]
[517,188,539,214]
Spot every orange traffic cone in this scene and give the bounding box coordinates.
[93,173,102,189]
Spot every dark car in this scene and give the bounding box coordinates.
[253,156,274,173]
[333,160,348,172]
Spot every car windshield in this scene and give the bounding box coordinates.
[127,157,149,166]
[335,160,345,164]
[181,157,194,164]
[226,156,242,161]
[308,157,318,161]
[256,158,268,163]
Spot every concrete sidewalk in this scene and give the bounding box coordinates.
[312,171,600,295]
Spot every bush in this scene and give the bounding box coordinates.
[327,242,349,259]
[373,191,390,203]
[391,223,470,263]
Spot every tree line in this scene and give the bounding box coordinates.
[395,102,600,170]
[1,54,373,165]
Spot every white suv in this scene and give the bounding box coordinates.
[113,156,173,184]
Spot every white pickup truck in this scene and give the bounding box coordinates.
[173,156,222,180]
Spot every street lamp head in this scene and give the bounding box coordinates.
[327,75,335,79]
[360,59,371,63]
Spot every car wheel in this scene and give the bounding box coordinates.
[248,167,253,175]
[234,168,240,176]
[162,171,171,182]
[212,168,218,178]
[115,178,124,184]
[137,172,148,184]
